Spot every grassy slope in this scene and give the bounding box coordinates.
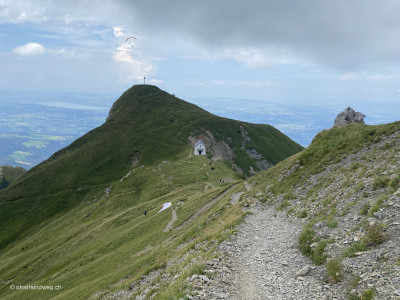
[0,166,25,185]
[0,85,302,251]
[0,85,303,299]
[243,121,400,264]
[0,155,246,299]
[1,85,302,200]
[246,122,400,193]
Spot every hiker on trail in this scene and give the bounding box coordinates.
[144,210,147,216]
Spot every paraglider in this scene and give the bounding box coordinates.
[158,203,172,213]
[126,36,137,47]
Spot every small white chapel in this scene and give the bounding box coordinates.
[194,140,206,156]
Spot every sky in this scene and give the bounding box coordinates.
[1,0,400,145]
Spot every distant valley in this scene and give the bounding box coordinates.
[0,98,109,169]
[2,90,400,170]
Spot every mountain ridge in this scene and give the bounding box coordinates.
[1,89,399,298]
[1,85,302,201]
[0,85,303,299]
[108,121,400,299]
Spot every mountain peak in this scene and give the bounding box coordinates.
[106,85,170,122]
[0,85,302,200]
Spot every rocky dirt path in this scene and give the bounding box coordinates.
[163,208,178,232]
[195,202,348,299]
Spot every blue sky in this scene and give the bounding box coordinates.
[1,0,400,146]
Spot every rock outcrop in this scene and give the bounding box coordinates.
[334,107,365,127]
[188,129,274,176]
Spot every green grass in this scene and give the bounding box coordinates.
[298,210,308,219]
[247,120,400,270]
[0,85,301,254]
[1,84,301,201]
[342,241,367,258]
[250,122,400,206]
[360,288,376,300]
[326,217,338,228]
[2,86,399,298]
[372,176,390,190]
[0,156,245,299]
[298,226,327,265]
[0,166,26,185]
[360,203,370,215]
[0,85,304,299]
[326,258,342,283]
[272,122,400,193]
[364,223,386,246]
[369,197,385,217]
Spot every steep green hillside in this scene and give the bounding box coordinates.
[0,85,301,200]
[0,155,246,299]
[241,121,400,298]
[0,85,301,251]
[0,85,302,299]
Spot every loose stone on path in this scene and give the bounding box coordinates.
[199,202,347,299]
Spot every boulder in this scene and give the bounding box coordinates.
[334,107,365,127]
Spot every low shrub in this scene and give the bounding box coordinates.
[298,226,327,265]
[372,176,390,190]
[364,223,386,246]
[360,203,370,215]
[298,210,308,218]
[368,197,384,217]
[342,241,367,258]
[299,226,315,257]
[360,288,376,300]
[311,241,327,265]
[390,175,400,190]
[326,258,342,283]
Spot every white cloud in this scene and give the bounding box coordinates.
[206,47,300,69]
[12,42,90,59]
[0,0,48,23]
[113,26,125,38]
[339,72,359,80]
[113,48,135,64]
[149,79,164,85]
[222,48,271,68]
[12,42,46,56]
[4,1,400,71]
[113,47,152,83]
[176,40,299,70]
[51,48,90,59]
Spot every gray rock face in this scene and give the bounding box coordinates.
[246,148,263,159]
[334,107,365,126]
[188,129,273,176]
